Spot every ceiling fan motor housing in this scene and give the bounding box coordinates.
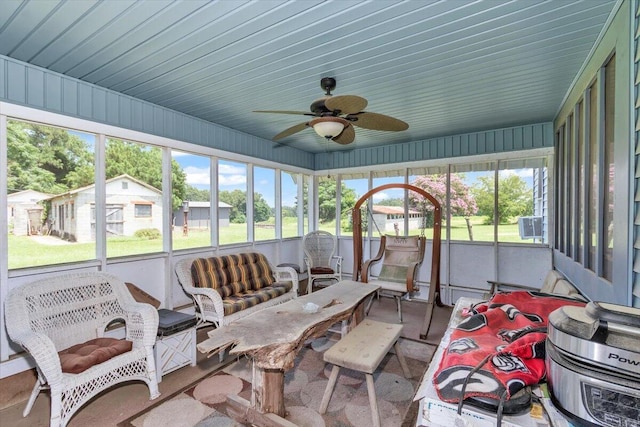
[320,77,336,94]
[310,96,334,115]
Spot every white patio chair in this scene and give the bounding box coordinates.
[303,230,343,292]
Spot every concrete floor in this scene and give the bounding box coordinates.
[0,296,450,427]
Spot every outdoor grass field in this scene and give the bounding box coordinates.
[8,216,533,269]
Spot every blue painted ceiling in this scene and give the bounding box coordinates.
[0,0,617,153]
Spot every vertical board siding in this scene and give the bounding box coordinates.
[0,55,313,169]
[316,122,553,169]
[7,61,26,103]
[1,55,551,172]
[26,68,44,107]
[633,0,640,308]
[45,73,62,111]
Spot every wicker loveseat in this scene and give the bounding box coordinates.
[175,252,299,328]
[4,272,160,427]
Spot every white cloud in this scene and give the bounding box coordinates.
[501,168,534,179]
[219,174,247,186]
[218,163,247,187]
[219,163,247,175]
[183,166,210,185]
[373,192,388,201]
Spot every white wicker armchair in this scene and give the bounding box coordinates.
[4,272,160,427]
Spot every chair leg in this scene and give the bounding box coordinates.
[365,373,381,427]
[394,341,412,379]
[395,295,403,323]
[23,375,46,417]
[365,293,375,316]
[319,365,341,414]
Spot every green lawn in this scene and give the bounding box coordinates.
[8,216,531,269]
[321,215,526,243]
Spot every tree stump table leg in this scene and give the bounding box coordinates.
[253,366,286,417]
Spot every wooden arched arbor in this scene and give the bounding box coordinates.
[352,183,443,339]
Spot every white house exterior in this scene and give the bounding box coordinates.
[46,174,163,243]
[372,205,424,234]
[7,189,53,236]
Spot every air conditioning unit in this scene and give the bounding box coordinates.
[518,216,543,239]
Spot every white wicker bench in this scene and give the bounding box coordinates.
[5,272,160,427]
[319,319,412,427]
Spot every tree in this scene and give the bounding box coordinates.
[105,139,187,211]
[218,190,272,223]
[7,121,92,194]
[410,174,478,240]
[184,185,210,201]
[376,197,403,206]
[472,174,533,224]
[317,178,357,224]
[8,124,189,211]
[219,189,246,223]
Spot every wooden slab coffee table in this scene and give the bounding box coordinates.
[197,280,379,425]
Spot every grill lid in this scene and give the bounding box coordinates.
[547,302,640,377]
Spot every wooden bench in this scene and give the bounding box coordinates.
[319,319,412,427]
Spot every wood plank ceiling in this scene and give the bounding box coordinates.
[0,0,617,153]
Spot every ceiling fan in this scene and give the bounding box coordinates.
[254,77,409,145]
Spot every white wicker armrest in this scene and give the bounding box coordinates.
[332,256,343,273]
[183,285,226,324]
[12,331,64,383]
[121,302,159,347]
[273,265,299,295]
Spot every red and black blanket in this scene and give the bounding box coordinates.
[433,291,585,404]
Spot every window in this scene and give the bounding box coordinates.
[555,50,622,289]
[372,169,407,238]
[218,159,247,244]
[577,100,585,263]
[497,158,548,244]
[317,176,338,234]
[408,166,449,241]
[254,166,275,241]
[339,175,367,236]
[6,120,96,268]
[171,150,211,250]
[105,138,163,257]
[281,171,300,238]
[565,113,574,257]
[588,80,599,271]
[450,163,495,242]
[603,54,615,280]
[134,203,152,217]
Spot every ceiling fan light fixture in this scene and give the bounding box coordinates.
[310,117,349,139]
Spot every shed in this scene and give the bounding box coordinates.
[46,174,163,243]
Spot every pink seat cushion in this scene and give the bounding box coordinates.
[59,338,133,374]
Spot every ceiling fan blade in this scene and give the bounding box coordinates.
[325,95,368,115]
[272,122,309,141]
[332,124,355,145]
[348,111,409,131]
[254,110,315,116]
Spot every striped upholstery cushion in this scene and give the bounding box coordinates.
[222,282,293,315]
[191,253,276,293]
